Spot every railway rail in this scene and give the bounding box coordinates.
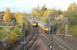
[52,35,74,50]
[25,27,38,50]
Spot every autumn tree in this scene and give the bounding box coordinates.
[32,5,47,17]
[32,6,41,16]
[15,13,24,24]
[3,8,12,23]
[7,32,17,43]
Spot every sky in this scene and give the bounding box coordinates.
[0,0,77,13]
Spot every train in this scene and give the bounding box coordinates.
[28,19,38,27]
[30,19,49,34]
[38,22,49,34]
[32,21,38,27]
[29,19,57,34]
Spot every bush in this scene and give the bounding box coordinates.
[69,25,77,37]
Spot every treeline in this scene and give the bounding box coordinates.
[31,2,77,25]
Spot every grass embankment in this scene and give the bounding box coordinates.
[57,24,77,38]
[69,25,77,37]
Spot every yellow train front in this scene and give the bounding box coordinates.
[43,26,49,34]
[38,23,49,34]
[32,22,38,27]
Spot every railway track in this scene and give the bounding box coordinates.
[8,23,38,50]
[52,35,74,50]
[25,27,38,50]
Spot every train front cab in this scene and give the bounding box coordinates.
[43,27,49,34]
[32,22,38,27]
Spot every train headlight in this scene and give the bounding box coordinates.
[32,23,36,26]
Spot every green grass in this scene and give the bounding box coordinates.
[69,25,77,37]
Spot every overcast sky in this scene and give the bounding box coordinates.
[0,0,77,13]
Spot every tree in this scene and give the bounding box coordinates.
[32,5,47,17]
[32,6,41,16]
[57,9,63,15]
[3,8,12,23]
[7,32,17,43]
[64,2,77,25]
[7,26,21,43]
[15,13,24,24]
